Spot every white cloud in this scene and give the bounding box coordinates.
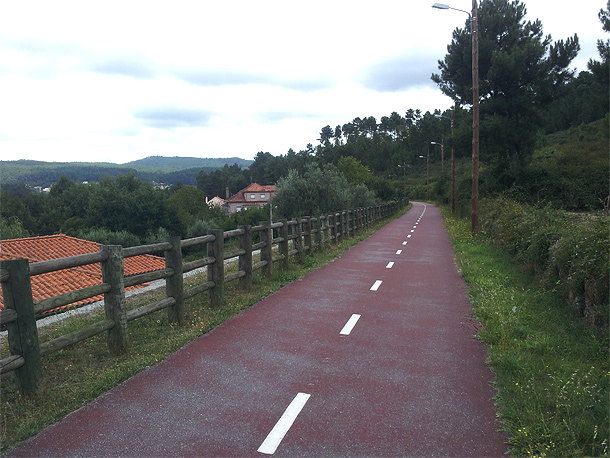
[0,0,605,164]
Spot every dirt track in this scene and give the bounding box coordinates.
[6,202,507,457]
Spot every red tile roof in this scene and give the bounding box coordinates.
[225,183,276,203]
[0,235,166,316]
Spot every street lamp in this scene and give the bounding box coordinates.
[430,141,444,201]
[432,1,479,235]
[397,163,409,198]
[435,111,456,213]
[430,140,443,171]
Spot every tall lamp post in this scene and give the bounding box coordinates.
[430,141,443,201]
[432,1,479,235]
[435,110,455,213]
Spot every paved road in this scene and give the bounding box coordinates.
[6,202,507,457]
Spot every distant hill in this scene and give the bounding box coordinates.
[125,156,252,171]
[0,156,253,188]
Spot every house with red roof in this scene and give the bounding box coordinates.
[206,195,225,208]
[0,234,166,316]
[224,183,276,214]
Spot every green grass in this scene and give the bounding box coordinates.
[443,209,609,457]
[0,206,410,455]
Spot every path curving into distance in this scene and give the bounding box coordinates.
[6,202,507,457]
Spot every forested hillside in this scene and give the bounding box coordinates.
[0,156,253,188]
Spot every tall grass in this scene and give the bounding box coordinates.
[443,209,609,457]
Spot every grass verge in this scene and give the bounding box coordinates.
[0,205,410,455]
[442,208,609,457]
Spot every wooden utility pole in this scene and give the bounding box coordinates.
[471,0,479,236]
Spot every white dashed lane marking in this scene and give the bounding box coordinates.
[340,314,361,336]
[396,250,402,255]
[386,261,394,269]
[370,280,383,291]
[258,393,311,455]
[402,241,407,245]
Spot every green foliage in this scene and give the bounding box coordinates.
[479,197,609,330]
[186,219,217,239]
[273,165,377,218]
[79,228,142,247]
[0,216,30,240]
[86,174,183,240]
[337,156,370,183]
[433,0,583,185]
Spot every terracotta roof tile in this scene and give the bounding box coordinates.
[0,235,166,316]
[225,183,276,203]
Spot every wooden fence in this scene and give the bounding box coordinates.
[0,200,407,394]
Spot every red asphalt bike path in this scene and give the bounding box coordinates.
[6,202,508,457]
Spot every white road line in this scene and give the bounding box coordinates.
[370,280,383,291]
[386,261,394,268]
[413,226,417,228]
[402,241,407,245]
[257,393,311,455]
[410,229,415,233]
[407,235,412,238]
[340,314,361,335]
[396,249,402,255]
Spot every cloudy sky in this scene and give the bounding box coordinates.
[1,0,605,164]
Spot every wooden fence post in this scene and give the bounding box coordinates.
[342,211,348,239]
[1,258,42,395]
[335,212,343,243]
[260,221,273,277]
[101,245,128,356]
[293,218,303,262]
[164,236,184,325]
[322,215,329,243]
[314,216,322,248]
[279,219,289,269]
[303,216,312,253]
[208,229,225,307]
[239,225,253,288]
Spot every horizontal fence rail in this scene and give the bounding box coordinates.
[0,199,408,394]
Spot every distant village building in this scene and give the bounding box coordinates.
[206,196,225,208]
[224,183,276,214]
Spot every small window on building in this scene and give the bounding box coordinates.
[261,193,266,199]
[250,194,256,199]
[236,206,242,212]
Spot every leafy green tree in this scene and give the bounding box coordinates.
[586,0,610,107]
[337,156,370,183]
[196,163,249,199]
[273,165,376,218]
[432,0,580,187]
[86,174,182,239]
[318,125,334,145]
[0,216,30,240]
[168,185,208,227]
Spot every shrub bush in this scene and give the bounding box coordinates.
[480,197,608,331]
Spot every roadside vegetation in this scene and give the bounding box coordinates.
[443,208,609,457]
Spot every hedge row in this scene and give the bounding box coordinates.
[479,197,609,331]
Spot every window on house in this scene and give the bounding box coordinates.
[261,194,266,199]
[250,194,255,199]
